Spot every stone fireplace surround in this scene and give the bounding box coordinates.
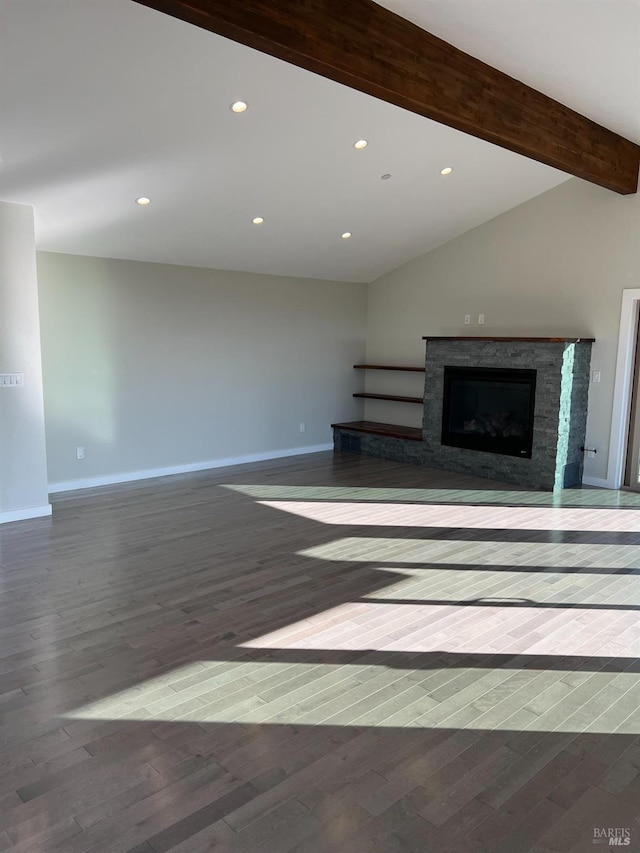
[333,337,594,491]
[422,337,593,490]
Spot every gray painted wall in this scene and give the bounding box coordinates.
[37,252,366,487]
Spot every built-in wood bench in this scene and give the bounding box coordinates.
[333,364,425,447]
[333,364,425,455]
[331,420,423,441]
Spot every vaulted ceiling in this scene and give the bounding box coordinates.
[1,0,638,282]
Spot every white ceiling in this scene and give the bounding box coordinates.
[0,0,638,283]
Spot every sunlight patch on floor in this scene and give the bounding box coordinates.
[63,659,640,735]
[239,556,640,658]
[259,499,640,532]
[240,599,640,658]
[298,536,640,571]
[223,483,640,509]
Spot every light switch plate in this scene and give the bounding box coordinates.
[0,373,24,387]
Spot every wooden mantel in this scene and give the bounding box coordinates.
[422,336,596,343]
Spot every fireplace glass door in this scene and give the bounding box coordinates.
[441,366,537,458]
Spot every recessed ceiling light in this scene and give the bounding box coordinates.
[252,217,264,225]
[353,139,368,150]
[381,173,391,181]
[341,232,352,239]
[230,100,248,113]
[135,197,151,205]
[440,167,453,176]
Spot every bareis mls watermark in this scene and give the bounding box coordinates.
[593,827,632,846]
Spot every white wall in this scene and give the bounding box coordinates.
[365,178,640,482]
[37,253,366,488]
[0,202,50,521]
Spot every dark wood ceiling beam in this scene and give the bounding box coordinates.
[133,0,640,194]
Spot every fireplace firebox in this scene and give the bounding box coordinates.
[441,366,537,458]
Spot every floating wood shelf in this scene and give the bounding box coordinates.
[331,421,423,442]
[354,364,426,372]
[353,393,424,404]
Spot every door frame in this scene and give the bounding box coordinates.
[599,288,640,489]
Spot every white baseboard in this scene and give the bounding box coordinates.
[0,503,53,524]
[581,475,616,489]
[49,443,333,495]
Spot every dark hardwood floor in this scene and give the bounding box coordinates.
[1,451,640,852]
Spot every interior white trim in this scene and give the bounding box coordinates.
[49,444,333,494]
[602,288,640,490]
[581,476,613,490]
[0,504,52,524]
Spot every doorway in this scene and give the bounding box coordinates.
[598,289,640,490]
[624,304,640,489]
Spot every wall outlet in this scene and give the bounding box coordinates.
[592,370,601,383]
[586,448,596,458]
[299,423,305,433]
[478,313,485,325]
[76,446,85,460]
[464,314,471,325]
